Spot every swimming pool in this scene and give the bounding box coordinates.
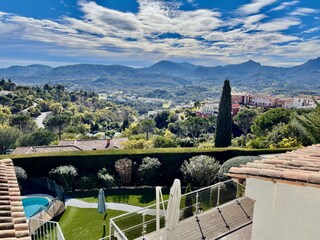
[22,197,49,218]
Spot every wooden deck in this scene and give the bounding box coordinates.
[143,197,254,240]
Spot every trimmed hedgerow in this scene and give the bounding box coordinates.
[9,147,295,186]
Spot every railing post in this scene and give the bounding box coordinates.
[195,192,199,215]
[217,185,221,208]
[142,211,146,240]
[109,221,113,239]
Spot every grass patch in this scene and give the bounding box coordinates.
[68,188,170,207]
[162,101,172,109]
[56,207,125,240]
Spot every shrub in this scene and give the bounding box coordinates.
[138,157,161,185]
[115,158,133,185]
[14,166,27,181]
[78,176,97,190]
[97,168,116,188]
[122,139,152,149]
[153,136,178,148]
[178,138,195,147]
[218,156,262,181]
[49,165,78,192]
[181,155,220,187]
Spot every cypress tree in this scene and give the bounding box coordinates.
[215,80,232,147]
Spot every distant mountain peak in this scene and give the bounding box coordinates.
[243,60,261,66]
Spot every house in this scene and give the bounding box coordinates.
[292,95,320,109]
[228,144,320,240]
[0,158,31,240]
[196,102,219,117]
[232,92,253,105]
[196,102,241,117]
[251,94,279,107]
[12,138,128,155]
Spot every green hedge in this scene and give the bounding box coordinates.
[6,147,296,186]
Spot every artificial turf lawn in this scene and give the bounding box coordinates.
[56,207,125,240]
[68,188,170,207]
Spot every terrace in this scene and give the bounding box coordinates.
[107,180,253,240]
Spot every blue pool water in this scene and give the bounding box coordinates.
[22,197,49,218]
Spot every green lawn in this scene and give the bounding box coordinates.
[68,188,170,207]
[56,207,125,240]
[162,101,172,109]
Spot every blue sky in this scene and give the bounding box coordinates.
[0,0,319,67]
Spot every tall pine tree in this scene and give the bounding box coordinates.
[215,80,232,147]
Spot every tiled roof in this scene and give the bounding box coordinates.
[12,145,81,154]
[0,158,31,240]
[228,144,320,186]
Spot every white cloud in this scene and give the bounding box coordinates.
[257,17,301,31]
[303,27,320,34]
[238,0,277,15]
[271,1,299,11]
[0,0,319,66]
[290,7,320,16]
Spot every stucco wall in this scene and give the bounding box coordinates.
[246,178,320,240]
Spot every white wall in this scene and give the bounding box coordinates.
[246,178,320,240]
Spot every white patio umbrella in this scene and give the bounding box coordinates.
[97,188,106,214]
[162,179,181,240]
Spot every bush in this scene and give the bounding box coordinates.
[14,166,27,181]
[49,165,78,192]
[77,176,97,190]
[178,138,195,147]
[115,158,133,185]
[218,156,262,181]
[122,139,152,149]
[97,168,116,188]
[181,155,220,187]
[153,136,178,148]
[11,147,293,186]
[138,157,161,185]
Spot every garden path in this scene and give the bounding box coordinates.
[65,196,144,212]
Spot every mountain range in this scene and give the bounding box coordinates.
[0,58,319,90]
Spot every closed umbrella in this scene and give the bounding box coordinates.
[98,188,106,214]
[162,179,181,240]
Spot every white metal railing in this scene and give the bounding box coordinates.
[30,219,65,240]
[103,179,242,240]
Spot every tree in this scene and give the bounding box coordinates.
[180,155,220,187]
[140,119,156,140]
[18,129,57,147]
[184,117,208,145]
[45,114,71,140]
[296,103,320,144]
[154,111,170,129]
[215,80,232,147]
[122,117,130,131]
[0,125,21,154]
[234,108,257,145]
[10,115,35,132]
[0,95,12,107]
[251,108,291,136]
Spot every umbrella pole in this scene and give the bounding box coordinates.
[156,186,161,240]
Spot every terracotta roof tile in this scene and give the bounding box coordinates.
[0,159,31,240]
[228,144,320,186]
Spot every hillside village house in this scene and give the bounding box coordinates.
[12,138,128,154]
[196,102,240,117]
[228,144,320,240]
